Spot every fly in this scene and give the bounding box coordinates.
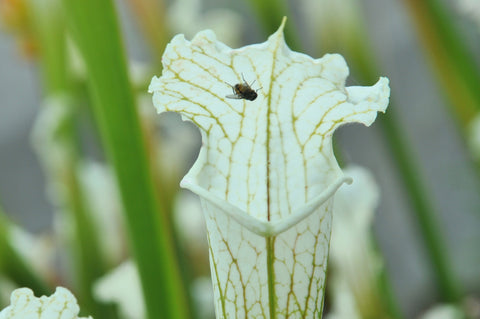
[225,74,260,101]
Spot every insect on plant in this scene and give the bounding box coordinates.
[225,74,260,101]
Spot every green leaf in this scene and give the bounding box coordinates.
[61,0,190,318]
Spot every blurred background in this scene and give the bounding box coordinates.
[1,0,480,318]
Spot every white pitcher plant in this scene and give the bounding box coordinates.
[149,17,390,318]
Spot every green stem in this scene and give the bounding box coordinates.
[401,0,480,125]
[28,0,68,94]
[61,0,190,318]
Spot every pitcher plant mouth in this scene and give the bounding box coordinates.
[181,174,352,237]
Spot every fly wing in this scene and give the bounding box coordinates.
[225,94,243,99]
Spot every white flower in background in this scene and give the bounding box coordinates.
[300,0,364,51]
[173,192,215,316]
[457,0,480,27]
[467,114,480,160]
[32,96,127,267]
[419,304,464,319]
[31,95,75,204]
[167,0,243,46]
[0,287,92,319]
[191,276,215,319]
[327,166,385,319]
[138,93,201,187]
[93,261,144,319]
[173,191,208,253]
[149,17,389,318]
[78,161,125,264]
[8,226,55,282]
[325,278,361,319]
